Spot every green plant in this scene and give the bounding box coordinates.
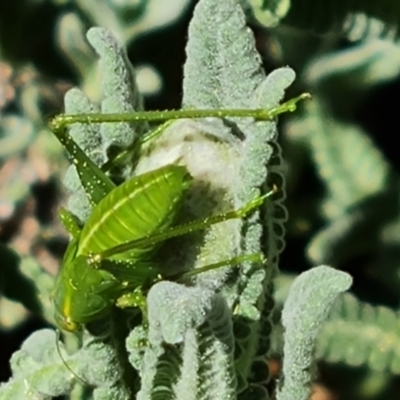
[5,0,400,399]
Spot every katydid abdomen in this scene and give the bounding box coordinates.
[78,164,192,261]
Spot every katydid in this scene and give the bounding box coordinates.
[50,96,308,332]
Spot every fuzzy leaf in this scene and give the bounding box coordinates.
[56,12,96,82]
[277,266,352,400]
[131,281,236,400]
[183,0,263,109]
[87,27,145,156]
[180,0,297,394]
[0,330,74,399]
[288,99,395,265]
[317,293,400,374]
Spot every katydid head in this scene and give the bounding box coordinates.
[53,239,82,332]
[53,240,117,332]
[53,258,117,332]
[53,256,85,332]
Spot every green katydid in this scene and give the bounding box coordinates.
[50,94,309,332]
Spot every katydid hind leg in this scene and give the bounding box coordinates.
[168,252,265,281]
[51,123,115,206]
[50,95,309,130]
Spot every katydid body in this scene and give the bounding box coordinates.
[51,97,309,332]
